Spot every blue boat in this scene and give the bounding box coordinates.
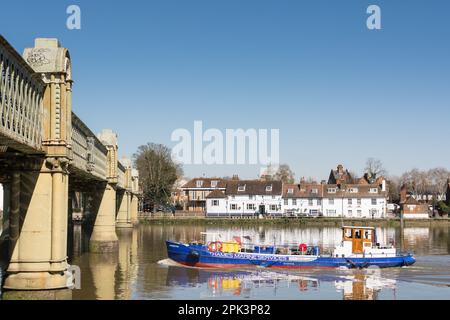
[166,226,416,269]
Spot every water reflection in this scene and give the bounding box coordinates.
[163,265,398,300]
[64,224,449,300]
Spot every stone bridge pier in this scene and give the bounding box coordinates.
[2,38,73,290]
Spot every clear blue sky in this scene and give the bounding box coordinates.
[2,0,449,180]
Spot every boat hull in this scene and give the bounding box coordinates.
[166,241,416,269]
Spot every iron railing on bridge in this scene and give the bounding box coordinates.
[0,35,44,153]
[71,112,108,180]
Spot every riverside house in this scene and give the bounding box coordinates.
[206,180,283,217]
[205,165,389,218]
[181,178,226,212]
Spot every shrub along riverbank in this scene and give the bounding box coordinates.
[138,216,450,227]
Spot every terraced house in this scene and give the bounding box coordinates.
[204,165,388,218]
[206,180,283,217]
[181,178,226,212]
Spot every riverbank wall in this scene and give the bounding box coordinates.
[138,215,450,227]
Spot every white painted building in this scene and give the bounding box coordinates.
[206,180,283,217]
[205,166,389,219]
[282,181,388,218]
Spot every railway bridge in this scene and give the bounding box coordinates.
[0,35,140,291]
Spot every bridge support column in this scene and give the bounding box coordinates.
[116,191,132,228]
[130,195,139,226]
[90,183,119,253]
[4,159,71,291]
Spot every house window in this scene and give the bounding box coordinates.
[284,199,288,205]
[327,188,336,193]
[317,199,322,205]
[287,188,294,194]
[247,204,256,210]
[238,184,246,192]
[270,205,277,211]
[292,199,297,206]
[212,200,219,206]
[348,199,352,205]
[329,198,335,205]
[196,180,203,188]
[369,188,378,193]
[327,209,337,215]
[231,195,235,200]
[249,195,254,200]
[348,210,353,216]
[211,180,218,188]
[371,199,377,205]
[266,185,273,192]
[357,198,362,206]
[348,188,358,193]
[308,199,313,206]
[230,204,238,210]
[357,210,362,216]
[311,188,318,194]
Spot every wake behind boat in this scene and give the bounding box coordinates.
[166,226,416,269]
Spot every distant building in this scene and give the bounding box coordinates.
[181,178,226,212]
[328,164,353,185]
[282,183,323,217]
[205,166,388,218]
[401,196,429,219]
[282,180,387,218]
[206,180,282,217]
[321,182,387,218]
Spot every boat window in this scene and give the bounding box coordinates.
[344,229,352,239]
[354,230,362,239]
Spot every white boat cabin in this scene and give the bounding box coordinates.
[333,226,396,258]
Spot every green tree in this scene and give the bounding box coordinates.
[437,201,450,214]
[134,143,183,211]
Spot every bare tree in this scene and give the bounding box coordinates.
[274,164,295,184]
[365,158,387,178]
[427,168,450,200]
[386,175,401,203]
[399,167,450,202]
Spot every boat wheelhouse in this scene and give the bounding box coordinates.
[333,226,396,258]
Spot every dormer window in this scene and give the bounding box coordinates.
[238,184,246,192]
[287,188,294,194]
[266,184,273,192]
[348,188,358,193]
[369,188,378,193]
[196,180,203,188]
[311,188,318,194]
[211,180,218,188]
[327,188,337,193]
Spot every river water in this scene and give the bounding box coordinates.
[65,223,450,300]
